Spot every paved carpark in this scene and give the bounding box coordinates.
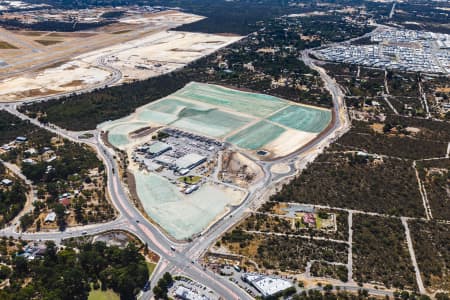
[169,276,220,300]
[132,128,224,182]
[228,274,260,297]
[216,267,262,298]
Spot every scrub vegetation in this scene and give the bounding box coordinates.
[271,152,424,217]
[220,229,348,273]
[330,121,448,160]
[310,261,348,282]
[20,11,372,130]
[409,220,450,291]
[352,215,416,290]
[415,159,450,220]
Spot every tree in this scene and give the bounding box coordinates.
[152,272,173,300]
[54,203,66,231]
[13,256,28,276]
[19,213,34,231]
[0,265,11,280]
[36,219,41,232]
[45,241,57,262]
[436,293,450,300]
[323,284,333,292]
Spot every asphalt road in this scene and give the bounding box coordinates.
[0,46,351,299]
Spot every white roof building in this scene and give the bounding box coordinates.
[1,179,13,186]
[22,158,36,165]
[174,286,209,300]
[175,153,206,171]
[44,212,56,223]
[147,141,172,156]
[242,273,293,297]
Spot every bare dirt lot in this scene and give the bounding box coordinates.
[0,10,241,102]
[77,30,241,84]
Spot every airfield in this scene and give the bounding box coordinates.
[0,11,240,102]
[100,82,331,239]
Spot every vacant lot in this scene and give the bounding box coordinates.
[353,215,416,290]
[220,230,348,273]
[409,220,450,291]
[416,159,450,220]
[271,152,424,217]
[0,11,215,102]
[331,121,448,160]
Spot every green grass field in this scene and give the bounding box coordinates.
[178,176,202,185]
[88,285,120,300]
[147,262,157,276]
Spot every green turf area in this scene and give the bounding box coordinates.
[0,41,18,49]
[88,289,120,300]
[227,120,285,150]
[88,282,120,300]
[175,82,288,118]
[146,262,157,276]
[178,176,202,184]
[268,105,331,133]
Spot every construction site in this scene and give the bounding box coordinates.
[99,81,332,240]
[102,82,332,159]
[0,8,240,102]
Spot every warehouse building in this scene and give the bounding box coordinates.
[175,153,207,172]
[147,141,172,157]
[241,273,293,297]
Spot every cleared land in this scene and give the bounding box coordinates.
[79,31,241,84]
[100,82,330,240]
[0,60,110,101]
[101,82,331,158]
[134,171,245,240]
[0,11,240,102]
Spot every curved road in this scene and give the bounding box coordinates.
[0,48,350,299]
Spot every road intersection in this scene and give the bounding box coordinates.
[0,49,349,299]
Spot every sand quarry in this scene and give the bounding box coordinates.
[100,82,331,240]
[0,10,240,102]
[101,82,332,159]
